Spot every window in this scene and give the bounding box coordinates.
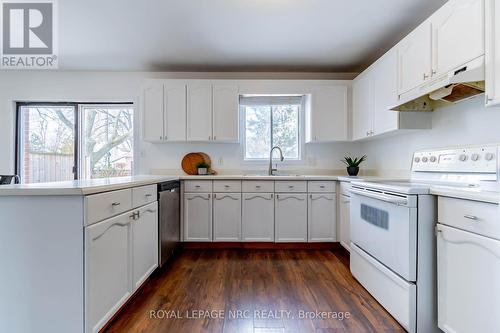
[241,95,302,161]
[17,103,134,184]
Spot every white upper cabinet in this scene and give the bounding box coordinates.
[372,49,400,136]
[187,84,213,141]
[486,0,500,106]
[143,81,186,142]
[398,21,433,95]
[143,83,164,142]
[352,72,373,140]
[164,83,187,141]
[212,84,239,142]
[306,85,348,142]
[432,0,485,76]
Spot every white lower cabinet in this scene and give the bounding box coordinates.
[275,194,308,242]
[183,193,212,241]
[85,211,133,333]
[213,193,242,241]
[132,202,158,289]
[308,193,336,242]
[339,193,351,251]
[242,193,275,241]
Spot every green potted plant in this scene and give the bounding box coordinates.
[196,161,210,175]
[341,155,367,176]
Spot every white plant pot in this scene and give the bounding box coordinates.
[197,168,208,175]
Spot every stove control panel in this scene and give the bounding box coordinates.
[412,145,498,173]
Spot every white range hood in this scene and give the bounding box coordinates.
[391,56,485,112]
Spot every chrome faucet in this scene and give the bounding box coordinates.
[268,146,284,176]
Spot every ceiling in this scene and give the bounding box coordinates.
[58,0,447,72]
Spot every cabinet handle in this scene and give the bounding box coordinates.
[111,202,121,206]
[145,194,153,197]
[224,185,230,188]
[288,185,294,188]
[145,209,157,213]
[320,185,325,188]
[486,95,494,102]
[213,136,217,140]
[464,214,479,221]
[341,200,350,204]
[423,73,429,80]
[432,69,437,75]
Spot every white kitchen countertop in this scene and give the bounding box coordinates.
[0,174,353,196]
[3,174,498,203]
[0,175,178,196]
[430,185,500,204]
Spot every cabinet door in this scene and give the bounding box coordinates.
[352,72,373,140]
[213,84,239,142]
[437,224,500,333]
[183,193,212,241]
[486,0,500,106]
[433,0,484,76]
[187,84,212,141]
[372,49,400,136]
[132,202,158,290]
[308,194,336,242]
[398,22,432,94]
[164,83,187,141]
[338,194,350,252]
[307,86,348,142]
[242,193,274,242]
[143,83,164,142]
[213,193,241,241]
[85,212,132,333]
[275,194,308,242]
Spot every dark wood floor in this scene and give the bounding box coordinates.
[105,249,405,333]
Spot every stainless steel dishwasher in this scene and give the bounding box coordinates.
[158,181,180,267]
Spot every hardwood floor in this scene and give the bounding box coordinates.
[104,250,405,333]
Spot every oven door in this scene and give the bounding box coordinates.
[350,187,417,281]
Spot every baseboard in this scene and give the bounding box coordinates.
[181,242,342,250]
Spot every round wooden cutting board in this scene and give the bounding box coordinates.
[181,152,212,175]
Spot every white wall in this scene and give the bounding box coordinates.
[362,97,500,175]
[0,71,361,176]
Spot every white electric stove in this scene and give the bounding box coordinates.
[348,144,499,333]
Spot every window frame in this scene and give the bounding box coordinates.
[240,96,306,165]
[15,102,134,183]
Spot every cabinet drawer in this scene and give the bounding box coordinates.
[340,181,351,196]
[242,181,274,192]
[132,185,157,208]
[438,197,500,240]
[85,189,133,226]
[184,180,213,192]
[213,180,242,192]
[275,181,307,193]
[308,181,336,193]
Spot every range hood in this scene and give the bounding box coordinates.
[391,56,485,112]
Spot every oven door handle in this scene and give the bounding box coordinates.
[350,188,408,207]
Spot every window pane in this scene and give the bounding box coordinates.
[82,106,134,179]
[18,106,75,183]
[245,106,271,159]
[272,105,299,159]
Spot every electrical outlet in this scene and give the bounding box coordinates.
[218,157,224,166]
